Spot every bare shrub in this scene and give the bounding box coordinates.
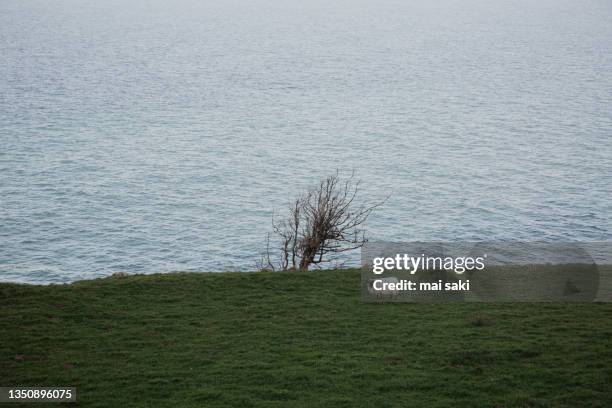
[259,170,387,271]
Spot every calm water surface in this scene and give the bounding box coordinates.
[1,0,611,283]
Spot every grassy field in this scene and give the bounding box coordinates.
[1,269,611,407]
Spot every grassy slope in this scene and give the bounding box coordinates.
[1,269,611,407]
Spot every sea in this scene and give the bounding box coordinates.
[1,0,611,283]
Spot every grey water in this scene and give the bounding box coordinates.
[1,0,611,283]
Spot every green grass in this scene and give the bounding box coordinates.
[1,269,611,407]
